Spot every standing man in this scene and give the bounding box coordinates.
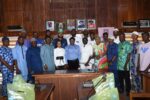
[16,30,30,48]
[103,32,109,47]
[117,33,132,95]
[32,32,44,47]
[45,30,51,37]
[88,31,96,46]
[107,36,119,88]
[0,36,14,96]
[41,36,55,72]
[138,32,150,72]
[26,38,43,83]
[65,37,81,70]
[113,28,120,44]
[80,37,93,69]
[12,36,28,81]
[53,32,67,48]
[66,29,83,47]
[130,31,141,92]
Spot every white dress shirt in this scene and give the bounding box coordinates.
[88,37,96,46]
[138,42,150,72]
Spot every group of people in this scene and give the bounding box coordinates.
[0,28,150,97]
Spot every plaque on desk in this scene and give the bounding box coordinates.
[83,81,93,88]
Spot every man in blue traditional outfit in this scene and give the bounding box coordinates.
[0,36,14,96]
[12,36,28,81]
[26,38,43,83]
[107,36,119,88]
[41,36,55,72]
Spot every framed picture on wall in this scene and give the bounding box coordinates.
[46,21,55,31]
[98,27,114,41]
[139,19,150,28]
[67,19,76,30]
[87,19,96,30]
[77,19,87,30]
[56,22,66,32]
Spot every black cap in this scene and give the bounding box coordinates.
[2,36,9,42]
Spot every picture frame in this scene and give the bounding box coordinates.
[76,19,87,30]
[46,21,55,31]
[139,19,150,28]
[56,22,66,32]
[98,27,114,41]
[67,19,76,30]
[87,19,96,30]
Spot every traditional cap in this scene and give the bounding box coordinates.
[2,36,9,42]
[30,38,36,42]
[113,28,119,32]
[132,31,139,36]
[108,35,115,40]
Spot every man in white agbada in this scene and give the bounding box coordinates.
[138,32,150,72]
[88,31,96,46]
[12,36,28,81]
[66,29,83,47]
[80,37,93,69]
[113,28,120,44]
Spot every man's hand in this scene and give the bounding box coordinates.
[64,64,69,69]
[16,68,21,74]
[85,62,89,66]
[9,65,14,72]
[124,64,127,71]
[96,55,101,60]
[44,64,48,71]
[108,61,112,66]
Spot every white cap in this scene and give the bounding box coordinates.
[108,35,115,40]
[30,38,36,42]
[132,31,139,36]
[113,28,119,32]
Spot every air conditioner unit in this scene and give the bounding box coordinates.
[122,21,138,28]
[7,25,23,32]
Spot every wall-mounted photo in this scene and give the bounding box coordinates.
[98,27,114,41]
[77,19,87,30]
[87,19,96,30]
[55,22,66,33]
[46,21,55,31]
[67,19,76,30]
[139,19,150,28]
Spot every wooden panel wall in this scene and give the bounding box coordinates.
[0,0,150,32]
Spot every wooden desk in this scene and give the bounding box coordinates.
[78,84,95,100]
[130,73,150,100]
[33,70,101,100]
[36,83,55,100]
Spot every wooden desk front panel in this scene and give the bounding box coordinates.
[143,73,150,92]
[34,73,100,100]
